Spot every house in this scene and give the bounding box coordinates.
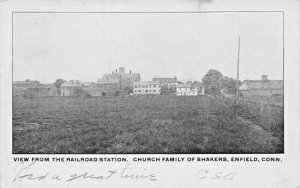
[61,79,124,97]
[13,80,40,96]
[101,67,141,90]
[191,81,204,94]
[13,80,58,97]
[239,75,283,97]
[133,81,161,95]
[61,80,82,96]
[44,84,59,96]
[97,79,120,90]
[176,84,198,96]
[81,82,97,87]
[153,77,177,88]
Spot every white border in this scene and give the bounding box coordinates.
[1,0,299,187]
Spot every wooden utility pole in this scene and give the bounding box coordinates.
[237,36,240,97]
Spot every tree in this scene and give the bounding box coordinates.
[53,79,66,94]
[192,81,203,93]
[218,76,241,95]
[192,81,202,88]
[202,69,223,95]
[124,86,133,94]
[161,86,170,95]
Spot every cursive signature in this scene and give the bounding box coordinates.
[13,161,157,187]
[196,169,238,181]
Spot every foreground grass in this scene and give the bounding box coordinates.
[12,95,283,154]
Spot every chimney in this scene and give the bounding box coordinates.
[119,67,125,74]
[261,75,268,81]
[115,69,117,73]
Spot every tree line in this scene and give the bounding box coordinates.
[202,69,240,95]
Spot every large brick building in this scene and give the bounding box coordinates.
[239,75,283,97]
[99,67,141,90]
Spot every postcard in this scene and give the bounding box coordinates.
[0,0,299,187]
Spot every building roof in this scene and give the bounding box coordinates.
[13,80,41,86]
[13,80,49,89]
[177,83,192,88]
[61,80,82,87]
[133,81,160,85]
[81,82,96,87]
[13,81,58,89]
[192,82,203,88]
[153,77,177,83]
[102,73,141,82]
[123,73,141,81]
[242,79,282,83]
[97,79,120,85]
[241,80,283,90]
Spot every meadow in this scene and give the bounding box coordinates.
[12,95,283,154]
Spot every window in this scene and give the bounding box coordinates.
[145,90,148,92]
[154,90,156,92]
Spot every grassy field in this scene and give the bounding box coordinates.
[12,95,283,154]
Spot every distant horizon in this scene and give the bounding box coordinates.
[12,68,283,84]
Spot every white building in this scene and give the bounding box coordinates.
[176,84,198,96]
[133,81,161,95]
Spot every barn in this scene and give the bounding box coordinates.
[239,75,283,97]
[13,80,58,97]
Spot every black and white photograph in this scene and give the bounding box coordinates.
[1,0,300,188]
[12,11,284,154]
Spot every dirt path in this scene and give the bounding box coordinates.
[236,115,277,143]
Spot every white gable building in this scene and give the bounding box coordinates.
[176,84,198,96]
[133,81,161,95]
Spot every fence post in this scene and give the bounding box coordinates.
[260,100,263,114]
[248,99,250,108]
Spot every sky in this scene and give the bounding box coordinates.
[13,11,283,83]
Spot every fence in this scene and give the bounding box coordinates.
[219,96,283,116]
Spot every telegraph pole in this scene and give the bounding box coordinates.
[236,36,240,97]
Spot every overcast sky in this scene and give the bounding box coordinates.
[13,11,283,83]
